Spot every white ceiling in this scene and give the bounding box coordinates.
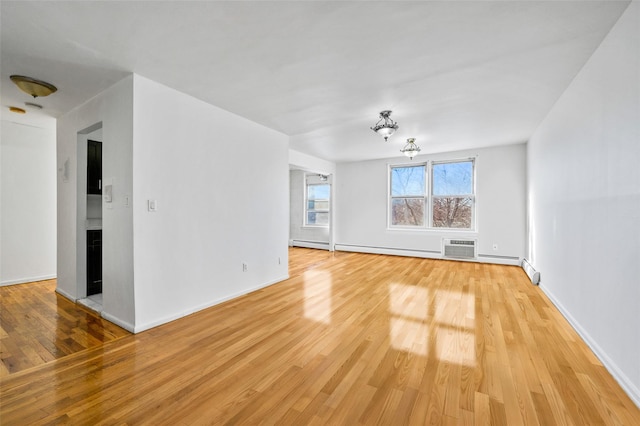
[1,1,630,162]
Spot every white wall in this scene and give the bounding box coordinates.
[289,149,335,175]
[132,75,290,332]
[527,1,640,406]
[57,76,135,330]
[289,170,330,247]
[335,144,526,263]
[1,118,56,285]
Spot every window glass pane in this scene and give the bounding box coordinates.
[306,183,330,226]
[307,212,329,225]
[432,161,473,196]
[308,184,330,200]
[432,197,473,228]
[391,166,425,196]
[311,200,329,210]
[391,198,425,226]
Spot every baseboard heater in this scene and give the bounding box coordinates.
[521,258,540,285]
[290,240,330,250]
[334,243,441,256]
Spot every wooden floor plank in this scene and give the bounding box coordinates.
[1,249,639,424]
[0,279,130,376]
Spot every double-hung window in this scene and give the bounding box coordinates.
[390,164,427,226]
[389,159,475,230]
[431,160,474,229]
[305,183,330,226]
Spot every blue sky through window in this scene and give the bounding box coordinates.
[432,161,472,195]
[391,166,425,196]
[308,184,330,199]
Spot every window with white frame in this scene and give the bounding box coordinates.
[431,160,474,229]
[305,182,330,226]
[389,159,475,230]
[390,164,426,226]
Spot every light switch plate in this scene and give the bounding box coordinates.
[148,199,157,212]
[104,184,113,202]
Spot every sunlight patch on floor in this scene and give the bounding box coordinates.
[389,283,430,355]
[390,317,429,356]
[389,283,429,320]
[303,270,332,324]
[435,289,475,326]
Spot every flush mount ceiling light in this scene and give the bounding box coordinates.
[9,106,26,114]
[10,75,57,98]
[400,138,421,160]
[370,110,399,142]
[25,102,43,109]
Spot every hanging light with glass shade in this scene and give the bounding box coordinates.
[370,110,399,142]
[400,138,421,159]
[10,75,57,98]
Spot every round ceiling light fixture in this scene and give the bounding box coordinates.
[25,102,43,109]
[9,106,27,114]
[370,110,399,142]
[400,138,421,160]
[10,75,57,98]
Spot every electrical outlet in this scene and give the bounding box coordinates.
[242,262,248,272]
[492,243,498,251]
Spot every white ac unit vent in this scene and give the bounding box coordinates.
[442,238,477,259]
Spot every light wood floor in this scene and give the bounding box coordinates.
[0,279,130,376]
[1,249,638,425]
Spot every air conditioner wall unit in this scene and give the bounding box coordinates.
[442,238,477,259]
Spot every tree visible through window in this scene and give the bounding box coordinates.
[390,165,426,226]
[389,160,475,229]
[306,183,330,226]
[432,161,474,228]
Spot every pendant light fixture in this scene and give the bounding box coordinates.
[10,75,57,98]
[400,138,421,159]
[370,110,399,142]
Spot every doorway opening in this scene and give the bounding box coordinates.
[76,123,103,313]
[288,166,333,251]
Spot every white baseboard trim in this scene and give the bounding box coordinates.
[540,284,640,408]
[1,274,57,287]
[133,274,290,333]
[101,311,135,333]
[477,254,521,266]
[334,244,520,266]
[56,287,134,332]
[55,287,76,302]
[335,243,441,259]
[291,240,330,250]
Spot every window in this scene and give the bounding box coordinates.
[390,165,426,226]
[432,160,474,228]
[389,159,475,230]
[305,183,330,226]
